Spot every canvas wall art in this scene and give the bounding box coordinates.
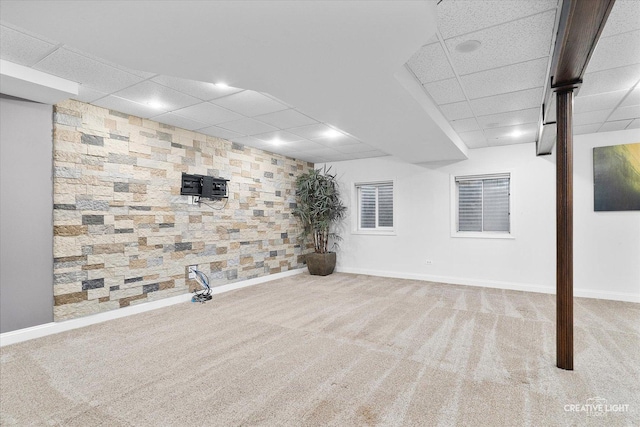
[593,142,640,211]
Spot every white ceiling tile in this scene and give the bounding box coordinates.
[72,85,107,103]
[599,120,633,132]
[608,104,640,121]
[484,123,538,143]
[171,102,243,125]
[0,25,57,67]
[451,117,480,133]
[216,118,278,135]
[627,119,640,129]
[61,45,155,79]
[573,109,612,126]
[286,140,330,152]
[579,64,640,97]
[439,101,474,120]
[211,90,288,117]
[477,108,540,129]
[228,135,270,147]
[423,77,466,104]
[297,147,345,159]
[470,88,543,116]
[573,123,602,135]
[334,142,379,154]
[151,75,242,100]
[445,10,556,75]
[288,123,335,140]
[33,48,145,93]
[312,133,362,147]
[197,125,243,140]
[461,57,548,99]
[150,112,208,131]
[437,0,558,39]
[574,90,627,115]
[620,86,640,108]
[487,136,535,147]
[253,131,304,144]
[92,96,161,119]
[600,0,640,38]
[458,130,488,148]
[587,30,640,73]
[281,152,327,163]
[253,108,318,129]
[352,151,389,159]
[112,80,201,112]
[407,43,455,84]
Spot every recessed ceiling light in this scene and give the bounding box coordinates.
[214,82,229,88]
[509,130,524,138]
[270,138,283,145]
[146,100,164,109]
[455,40,482,53]
[324,128,342,138]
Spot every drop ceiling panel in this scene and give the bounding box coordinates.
[600,0,640,38]
[150,112,208,131]
[285,140,326,152]
[335,142,380,154]
[574,123,602,135]
[476,108,539,129]
[608,104,640,121]
[458,130,488,148]
[450,117,480,133]
[92,96,163,119]
[469,88,543,117]
[211,90,288,117]
[599,120,633,132]
[253,131,304,144]
[33,48,145,93]
[197,125,243,140]
[253,109,318,129]
[573,109,613,126]
[423,77,466,104]
[437,0,558,40]
[620,86,640,108]
[288,123,335,140]
[484,122,538,142]
[171,102,243,125]
[439,101,474,120]
[407,43,455,84]
[353,151,388,159]
[461,57,548,99]
[445,10,556,76]
[587,30,640,73]
[216,117,279,135]
[73,85,107,103]
[579,64,640,97]
[312,134,362,147]
[112,80,201,111]
[151,75,242,100]
[627,119,640,129]
[574,90,627,115]
[0,25,57,67]
[63,46,155,79]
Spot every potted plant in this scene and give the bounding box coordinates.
[292,167,346,276]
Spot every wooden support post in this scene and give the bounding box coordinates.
[556,89,573,370]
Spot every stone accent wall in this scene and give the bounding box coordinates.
[52,99,312,321]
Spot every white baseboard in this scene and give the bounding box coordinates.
[0,268,304,347]
[336,267,640,303]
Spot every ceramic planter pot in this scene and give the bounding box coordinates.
[305,252,336,276]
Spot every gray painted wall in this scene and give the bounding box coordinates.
[1,95,54,333]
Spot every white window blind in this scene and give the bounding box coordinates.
[456,174,510,233]
[356,182,394,231]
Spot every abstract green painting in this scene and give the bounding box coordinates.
[593,143,640,211]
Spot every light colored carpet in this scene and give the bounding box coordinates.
[1,273,638,426]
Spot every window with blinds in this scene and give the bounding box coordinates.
[456,174,510,233]
[356,182,394,231]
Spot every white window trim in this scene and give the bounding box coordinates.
[450,171,515,239]
[352,179,397,236]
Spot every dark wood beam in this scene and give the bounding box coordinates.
[556,89,574,370]
[535,0,615,156]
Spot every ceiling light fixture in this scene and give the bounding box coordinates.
[270,138,283,145]
[455,40,482,53]
[214,82,229,88]
[146,100,164,109]
[509,130,524,138]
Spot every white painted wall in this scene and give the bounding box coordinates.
[324,128,640,302]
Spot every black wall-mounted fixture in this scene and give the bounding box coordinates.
[180,173,229,200]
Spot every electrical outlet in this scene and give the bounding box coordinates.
[188,265,197,279]
[425,259,433,265]
[188,196,197,205]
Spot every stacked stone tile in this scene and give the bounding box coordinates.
[52,100,312,321]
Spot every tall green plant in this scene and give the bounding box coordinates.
[292,167,346,254]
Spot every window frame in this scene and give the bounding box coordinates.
[450,172,515,239]
[352,180,396,235]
